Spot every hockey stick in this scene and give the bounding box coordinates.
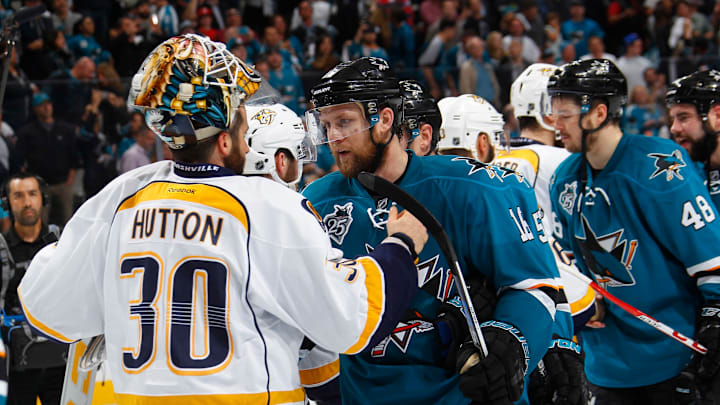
[557,265,707,354]
[357,172,488,358]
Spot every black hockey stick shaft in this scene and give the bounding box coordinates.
[357,172,488,358]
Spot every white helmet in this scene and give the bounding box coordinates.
[243,103,316,188]
[438,94,505,156]
[510,63,556,132]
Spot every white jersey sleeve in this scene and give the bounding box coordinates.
[18,162,417,405]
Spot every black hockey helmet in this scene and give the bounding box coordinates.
[547,58,627,119]
[399,80,441,152]
[666,70,720,118]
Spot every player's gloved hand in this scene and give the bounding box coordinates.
[528,336,588,405]
[455,320,528,404]
[386,206,428,257]
[434,277,496,369]
[687,301,720,401]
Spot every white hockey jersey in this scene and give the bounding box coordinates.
[494,143,595,325]
[18,161,418,405]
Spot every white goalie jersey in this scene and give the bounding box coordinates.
[18,161,416,405]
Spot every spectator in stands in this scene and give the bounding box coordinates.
[109,15,162,78]
[291,0,334,63]
[606,0,644,55]
[154,0,179,37]
[229,39,249,63]
[544,11,563,60]
[459,36,501,107]
[305,33,340,73]
[261,25,300,71]
[223,8,255,48]
[516,0,545,48]
[196,5,222,41]
[419,18,456,99]
[18,0,55,80]
[580,35,617,62]
[50,0,81,37]
[346,23,389,61]
[503,16,540,63]
[444,30,475,96]
[74,0,112,46]
[67,16,111,64]
[15,93,80,226]
[496,39,531,105]
[46,56,95,127]
[616,32,653,94]
[419,0,443,27]
[644,66,668,109]
[272,14,303,63]
[389,6,415,75]
[254,54,271,80]
[38,29,74,81]
[1,48,34,131]
[485,30,506,67]
[462,0,490,39]
[559,42,577,64]
[267,48,305,116]
[118,127,154,174]
[621,85,664,137]
[561,0,604,57]
[425,0,462,46]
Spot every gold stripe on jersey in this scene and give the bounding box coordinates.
[344,257,384,354]
[570,285,596,316]
[114,388,305,404]
[299,358,340,386]
[117,182,249,232]
[17,289,75,343]
[496,148,540,174]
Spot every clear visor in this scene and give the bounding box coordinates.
[305,101,376,145]
[297,131,317,162]
[548,93,583,121]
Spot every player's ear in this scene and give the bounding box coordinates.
[376,107,395,140]
[274,152,287,177]
[217,131,232,157]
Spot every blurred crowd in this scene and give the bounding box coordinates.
[0,0,719,227]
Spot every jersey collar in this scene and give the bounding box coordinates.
[173,162,237,178]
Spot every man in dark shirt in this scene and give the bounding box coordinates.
[0,173,66,405]
[16,93,81,226]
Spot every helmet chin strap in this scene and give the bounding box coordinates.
[578,109,612,198]
[366,122,397,175]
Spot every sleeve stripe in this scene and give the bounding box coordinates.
[344,257,385,354]
[299,359,340,387]
[687,257,720,276]
[697,275,720,287]
[17,289,74,344]
[507,278,560,291]
[570,285,596,316]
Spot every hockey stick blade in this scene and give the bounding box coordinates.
[558,266,707,354]
[357,172,488,358]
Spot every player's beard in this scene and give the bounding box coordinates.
[15,206,40,226]
[222,137,246,174]
[330,136,378,178]
[690,131,718,164]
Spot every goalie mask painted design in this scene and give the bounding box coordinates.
[129,34,263,149]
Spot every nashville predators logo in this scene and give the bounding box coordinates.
[648,150,686,182]
[251,108,277,126]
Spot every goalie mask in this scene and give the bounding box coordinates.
[438,94,505,158]
[128,34,267,150]
[243,103,316,188]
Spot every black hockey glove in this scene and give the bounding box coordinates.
[456,320,528,405]
[528,336,589,405]
[434,277,496,369]
[689,301,720,381]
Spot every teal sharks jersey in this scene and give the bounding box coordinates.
[550,134,720,388]
[303,153,560,404]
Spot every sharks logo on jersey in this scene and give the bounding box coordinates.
[575,214,638,287]
[452,157,526,183]
[416,255,454,301]
[323,202,354,245]
[559,181,578,215]
[370,319,435,358]
[367,198,394,230]
[648,150,686,182]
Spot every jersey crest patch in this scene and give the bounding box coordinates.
[648,150,686,182]
[575,214,638,287]
[559,181,578,215]
[323,202,354,245]
[370,319,434,358]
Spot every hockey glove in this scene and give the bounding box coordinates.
[528,336,588,405]
[689,301,720,381]
[434,277,496,369]
[456,320,528,404]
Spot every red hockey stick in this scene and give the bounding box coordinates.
[559,266,707,354]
